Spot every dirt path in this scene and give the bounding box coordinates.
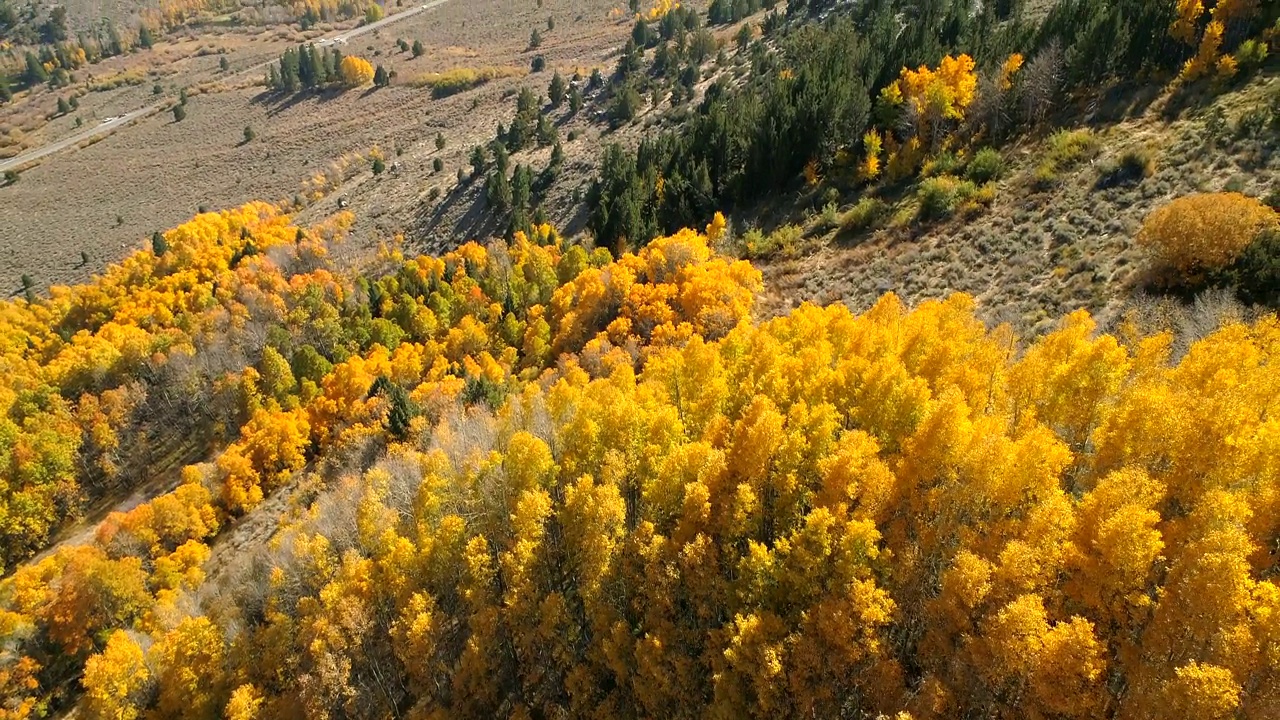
[0,0,453,174]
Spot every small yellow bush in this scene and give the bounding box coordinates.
[411,66,524,98]
[1137,192,1278,272]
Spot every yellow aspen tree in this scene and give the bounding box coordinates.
[82,631,151,720]
[150,615,227,720]
[225,685,265,720]
[340,56,375,87]
[860,129,883,180]
[1171,0,1205,43]
[1160,662,1243,720]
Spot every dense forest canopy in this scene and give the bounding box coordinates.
[0,0,1278,718]
[0,202,1276,719]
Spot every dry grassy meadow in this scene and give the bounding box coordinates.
[0,0,647,292]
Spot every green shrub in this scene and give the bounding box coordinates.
[2,169,17,186]
[966,147,1003,183]
[368,318,405,350]
[769,224,803,256]
[1212,228,1280,306]
[1265,187,1280,212]
[1096,146,1154,188]
[840,197,888,235]
[609,84,642,125]
[964,182,997,213]
[819,201,840,230]
[922,151,962,178]
[740,227,765,256]
[1236,39,1268,71]
[1235,107,1267,139]
[1204,106,1227,140]
[462,375,507,409]
[1034,129,1100,187]
[742,223,803,258]
[918,175,977,220]
[172,104,186,122]
[433,157,444,172]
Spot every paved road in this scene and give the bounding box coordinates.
[0,0,450,174]
[0,106,156,172]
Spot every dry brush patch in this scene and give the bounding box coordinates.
[754,75,1280,335]
[409,65,526,98]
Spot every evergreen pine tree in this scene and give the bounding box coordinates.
[24,52,48,86]
[548,71,566,107]
[298,45,315,87]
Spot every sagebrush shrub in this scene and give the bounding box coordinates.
[921,151,962,178]
[966,147,1003,183]
[1034,129,1099,186]
[1096,146,1154,188]
[742,223,802,258]
[918,176,976,219]
[1235,39,1268,71]
[841,197,888,234]
[819,201,840,230]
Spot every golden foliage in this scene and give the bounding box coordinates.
[860,129,883,181]
[410,65,526,98]
[82,631,150,720]
[1,203,1279,720]
[340,56,376,87]
[1138,192,1278,272]
[887,54,978,127]
[998,53,1023,91]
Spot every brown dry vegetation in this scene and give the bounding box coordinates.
[753,73,1280,337]
[0,0,645,291]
